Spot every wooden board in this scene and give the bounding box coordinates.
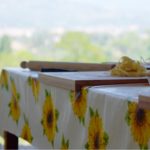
[138,95,150,110]
[39,71,148,91]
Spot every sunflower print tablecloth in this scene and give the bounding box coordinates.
[0,68,150,149]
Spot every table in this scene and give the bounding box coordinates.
[0,68,150,149]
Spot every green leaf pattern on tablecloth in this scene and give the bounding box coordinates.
[20,114,33,143]
[61,134,69,150]
[0,69,9,90]
[27,76,40,102]
[8,77,21,124]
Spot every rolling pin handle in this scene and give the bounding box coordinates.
[20,61,28,68]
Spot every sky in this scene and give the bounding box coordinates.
[0,0,150,29]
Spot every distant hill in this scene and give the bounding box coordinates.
[0,0,150,29]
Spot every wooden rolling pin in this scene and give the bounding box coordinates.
[20,61,115,71]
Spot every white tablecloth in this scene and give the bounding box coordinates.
[0,68,150,149]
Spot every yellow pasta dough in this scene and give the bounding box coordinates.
[111,56,147,77]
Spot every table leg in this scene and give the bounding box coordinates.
[4,131,18,150]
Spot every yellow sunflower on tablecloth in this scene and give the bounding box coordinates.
[85,107,109,150]
[70,87,88,125]
[28,77,40,102]
[8,78,21,123]
[41,90,59,146]
[0,69,9,90]
[20,115,33,143]
[125,101,150,149]
[61,135,69,150]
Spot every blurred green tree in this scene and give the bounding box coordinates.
[0,35,12,52]
[55,32,107,62]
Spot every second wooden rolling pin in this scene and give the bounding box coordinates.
[20,61,115,71]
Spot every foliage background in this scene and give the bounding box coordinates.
[0,30,150,69]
